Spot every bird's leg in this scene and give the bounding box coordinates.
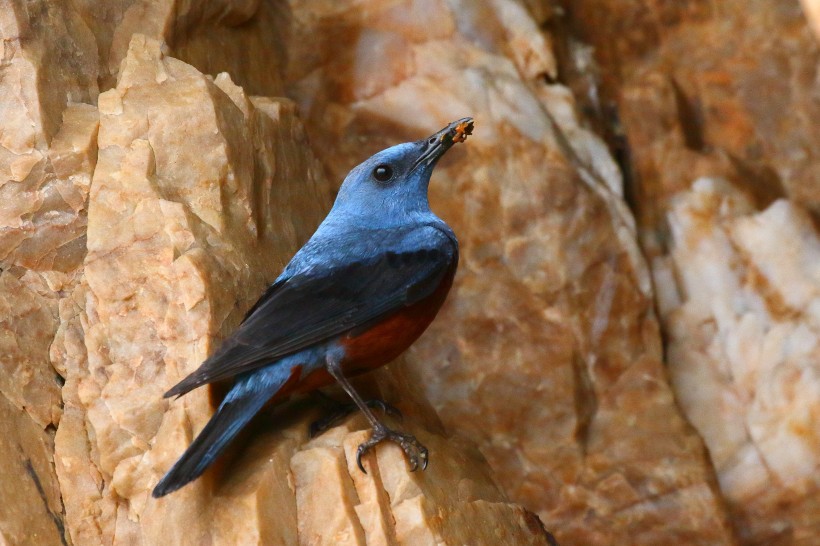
[309,391,402,438]
[325,355,428,473]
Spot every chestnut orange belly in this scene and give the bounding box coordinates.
[273,264,456,401]
[339,263,456,375]
[274,302,445,400]
[340,299,440,372]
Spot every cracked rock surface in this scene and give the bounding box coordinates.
[0,1,817,545]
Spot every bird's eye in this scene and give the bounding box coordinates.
[373,164,393,182]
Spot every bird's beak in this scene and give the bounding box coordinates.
[411,117,474,172]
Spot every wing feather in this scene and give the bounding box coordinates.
[165,228,456,398]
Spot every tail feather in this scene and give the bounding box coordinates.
[152,363,295,497]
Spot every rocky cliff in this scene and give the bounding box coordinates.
[0,1,817,545]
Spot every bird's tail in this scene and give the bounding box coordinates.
[152,363,296,498]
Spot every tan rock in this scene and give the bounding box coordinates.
[0,97,99,272]
[209,418,303,546]
[7,0,815,543]
[561,0,820,233]
[91,0,288,94]
[660,179,820,544]
[0,2,99,146]
[0,0,287,271]
[803,0,820,40]
[285,1,736,544]
[44,34,552,546]
[0,270,62,428]
[0,392,65,546]
[62,34,328,544]
[52,279,111,546]
[289,416,554,546]
[557,1,820,542]
[292,439,368,545]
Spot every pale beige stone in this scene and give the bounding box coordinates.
[0,270,61,428]
[6,0,817,543]
[287,415,554,546]
[52,280,111,546]
[63,35,329,544]
[0,390,65,546]
[292,444,367,546]
[564,0,819,216]
[0,102,99,272]
[44,34,551,546]
[0,2,99,146]
[285,1,735,544]
[0,0,285,274]
[558,1,820,542]
[342,431,398,546]
[210,421,303,546]
[803,0,820,41]
[662,179,820,544]
[0,3,99,273]
[103,0,288,94]
[11,0,288,96]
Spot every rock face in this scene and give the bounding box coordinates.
[556,0,820,543]
[660,182,820,545]
[285,1,735,544]
[0,4,555,542]
[0,0,817,545]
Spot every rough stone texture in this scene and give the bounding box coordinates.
[1,0,818,544]
[0,2,556,540]
[57,35,329,544]
[0,391,65,546]
[557,0,820,241]
[555,1,820,543]
[292,416,551,546]
[804,0,820,39]
[658,181,820,545]
[285,1,736,544]
[72,0,289,95]
[0,10,288,537]
[44,34,552,546]
[0,1,100,272]
[0,270,62,428]
[0,0,284,270]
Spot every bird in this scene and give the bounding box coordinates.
[152,117,474,498]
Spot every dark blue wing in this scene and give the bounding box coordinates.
[165,226,456,398]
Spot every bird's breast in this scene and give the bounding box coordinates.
[338,263,457,374]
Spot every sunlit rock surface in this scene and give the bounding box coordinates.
[658,180,820,545]
[61,35,327,544]
[285,1,736,544]
[1,0,817,544]
[557,1,820,543]
[46,34,553,546]
[0,0,284,270]
[0,392,65,546]
[803,0,820,39]
[558,0,819,228]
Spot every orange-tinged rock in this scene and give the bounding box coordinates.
[45,34,554,546]
[2,0,815,543]
[661,180,820,544]
[0,393,65,546]
[285,1,736,544]
[558,1,820,542]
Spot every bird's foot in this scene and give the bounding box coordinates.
[355,425,428,473]
[309,399,402,437]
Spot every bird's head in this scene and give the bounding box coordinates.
[329,118,474,227]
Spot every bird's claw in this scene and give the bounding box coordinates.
[309,399,402,437]
[355,425,429,474]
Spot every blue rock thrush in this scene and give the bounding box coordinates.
[152,118,474,497]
